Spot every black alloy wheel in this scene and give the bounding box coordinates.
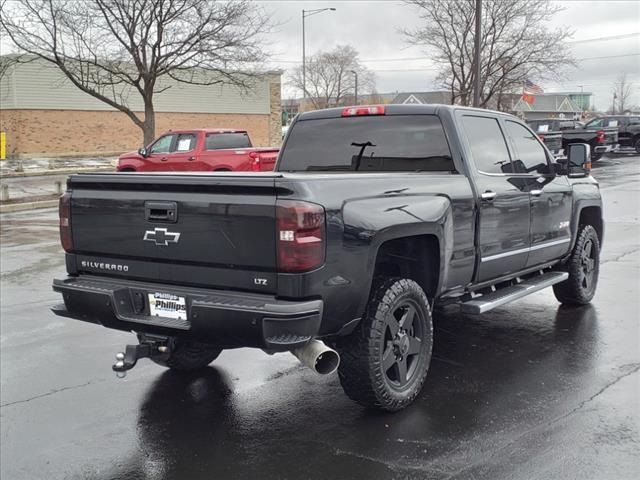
[579,236,597,295]
[381,300,425,391]
[553,224,600,305]
[337,278,433,411]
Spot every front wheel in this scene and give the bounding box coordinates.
[336,278,433,411]
[553,224,600,305]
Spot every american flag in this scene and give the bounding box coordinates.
[524,79,544,94]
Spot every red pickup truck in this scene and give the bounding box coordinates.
[117,129,279,172]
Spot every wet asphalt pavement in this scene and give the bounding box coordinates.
[1,156,639,480]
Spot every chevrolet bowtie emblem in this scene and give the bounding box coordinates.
[143,227,181,246]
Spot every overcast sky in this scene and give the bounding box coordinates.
[262,0,640,109]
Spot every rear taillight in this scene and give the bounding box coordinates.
[341,105,385,117]
[276,200,325,273]
[249,151,261,172]
[59,192,73,252]
[596,130,605,144]
[537,134,545,142]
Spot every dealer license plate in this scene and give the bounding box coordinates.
[148,292,187,320]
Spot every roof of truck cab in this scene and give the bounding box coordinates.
[297,103,514,121]
[160,128,248,134]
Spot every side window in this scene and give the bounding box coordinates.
[150,134,175,154]
[175,134,196,152]
[586,118,603,128]
[461,116,513,174]
[206,133,251,150]
[505,121,548,174]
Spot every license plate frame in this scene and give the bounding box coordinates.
[148,292,187,321]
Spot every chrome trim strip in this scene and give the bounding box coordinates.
[481,237,571,263]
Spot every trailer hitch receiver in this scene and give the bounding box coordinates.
[112,343,168,378]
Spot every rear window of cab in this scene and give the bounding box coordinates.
[279,115,455,173]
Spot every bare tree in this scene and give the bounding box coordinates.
[402,0,575,107]
[613,73,633,114]
[0,0,271,144]
[289,45,375,110]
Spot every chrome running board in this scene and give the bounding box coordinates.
[460,271,569,315]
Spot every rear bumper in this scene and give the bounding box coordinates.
[594,143,619,153]
[52,276,322,351]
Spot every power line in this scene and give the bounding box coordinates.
[578,52,640,61]
[270,52,640,70]
[569,32,640,44]
[270,32,640,65]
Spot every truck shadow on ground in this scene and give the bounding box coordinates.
[97,303,600,480]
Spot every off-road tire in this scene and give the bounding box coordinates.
[553,224,600,305]
[148,339,222,371]
[336,278,433,412]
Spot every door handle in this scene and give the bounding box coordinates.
[145,201,178,223]
[161,157,168,162]
[187,156,196,161]
[481,191,497,201]
[530,189,543,197]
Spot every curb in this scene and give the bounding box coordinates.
[0,199,58,214]
[1,166,115,178]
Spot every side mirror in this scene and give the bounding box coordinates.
[138,147,148,158]
[553,157,569,176]
[566,143,591,178]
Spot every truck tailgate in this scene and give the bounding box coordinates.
[67,173,281,292]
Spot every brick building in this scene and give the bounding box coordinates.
[0,58,282,158]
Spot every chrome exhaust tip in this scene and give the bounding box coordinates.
[292,339,340,375]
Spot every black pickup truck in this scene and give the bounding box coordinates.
[52,105,603,411]
[583,115,640,153]
[560,120,618,161]
[526,118,566,156]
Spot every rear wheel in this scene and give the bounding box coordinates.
[336,278,433,411]
[553,224,600,305]
[142,337,222,371]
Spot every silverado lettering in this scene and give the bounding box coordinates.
[81,261,129,272]
[53,104,603,411]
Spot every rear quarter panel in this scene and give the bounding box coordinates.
[200,149,252,171]
[275,173,475,335]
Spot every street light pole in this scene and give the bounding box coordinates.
[350,70,358,105]
[472,0,482,107]
[302,8,336,110]
[302,10,306,106]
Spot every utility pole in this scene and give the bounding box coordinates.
[302,8,336,109]
[350,70,358,105]
[472,0,482,107]
[302,10,305,106]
